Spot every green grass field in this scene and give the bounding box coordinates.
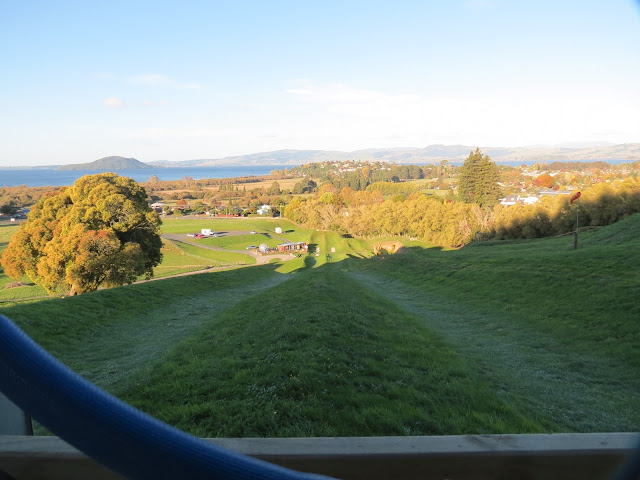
[161,217,318,251]
[159,217,308,236]
[154,239,256,278]
[0,215,638,436]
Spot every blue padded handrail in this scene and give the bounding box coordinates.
[0,314,334,480]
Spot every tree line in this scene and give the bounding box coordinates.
[284,150,640,247]
[0,186,60,214]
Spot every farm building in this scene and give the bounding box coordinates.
[276,242,308,253]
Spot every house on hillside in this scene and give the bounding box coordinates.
[276,242,308,253]
[500,195,540,206]
[257,204,271,215]
[500,195,521,206]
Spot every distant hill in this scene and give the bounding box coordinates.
[150,150,353,167]
[146,143,640,167]
[57,156,152,171]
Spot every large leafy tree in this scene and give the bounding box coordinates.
[458,148,501,206]
[1,173,162,295]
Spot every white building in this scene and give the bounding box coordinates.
[257,204,271,215]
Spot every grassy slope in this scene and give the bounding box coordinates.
[355,215,640,369]
[154,239,256,278]
[347,214,640,431]
[1,266,287,390]
[119,266,555,437]
[0,217,638,436]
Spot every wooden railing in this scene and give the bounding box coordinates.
[1,433,637,480]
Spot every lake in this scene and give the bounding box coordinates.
[0,166,292,187]
[0,159,633,187]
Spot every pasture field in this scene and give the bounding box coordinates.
[0,216,638,436]
[229,176,304,192]
[162,217,320,252]
[151,176,305,198]
[152,239,256,278]
[159,217,308,236]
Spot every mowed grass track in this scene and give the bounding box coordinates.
[1,266,288,391]
[0,216,638,436]
[113,266,555,437]
[347,214,640,432]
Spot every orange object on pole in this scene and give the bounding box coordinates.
[570,191,581,204]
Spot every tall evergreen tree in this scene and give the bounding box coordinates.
[458,148,501,206]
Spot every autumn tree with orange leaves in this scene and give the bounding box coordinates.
[1,173,162,295]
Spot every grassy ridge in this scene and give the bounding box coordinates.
[117,267,554,437]
[357,214,640,369]
[345,215,640,431]
[1,266,285,385]
[0,217,638,436]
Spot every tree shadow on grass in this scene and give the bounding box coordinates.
[303,255,316,269]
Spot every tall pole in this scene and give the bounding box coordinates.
[570,191,581,250]
[574,204,579,250]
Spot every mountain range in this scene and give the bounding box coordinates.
[148,143,640,167]
[20,143,639,171]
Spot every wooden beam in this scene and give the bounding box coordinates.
[0,433,637,480]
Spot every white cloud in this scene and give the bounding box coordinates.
[282,80,640,149]
[103,97,125,109]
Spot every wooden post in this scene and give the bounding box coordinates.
[573,231,578,250]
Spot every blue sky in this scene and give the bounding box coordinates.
[1,0,639,166]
